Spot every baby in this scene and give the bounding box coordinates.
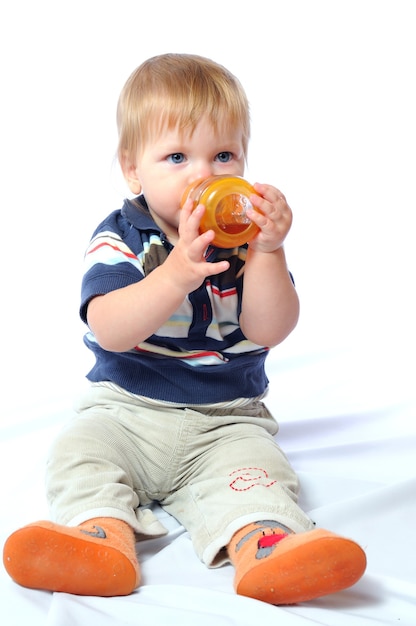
[3,53,366,605]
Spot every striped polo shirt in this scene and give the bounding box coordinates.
[80,196,269,404]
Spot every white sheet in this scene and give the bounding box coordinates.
[2,1,415,623]
[2,341,415,625]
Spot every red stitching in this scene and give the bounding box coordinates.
[228,467,277,491]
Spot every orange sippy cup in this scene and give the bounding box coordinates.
[181,175,260,248]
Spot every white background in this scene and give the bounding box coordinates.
[1,4,416,624]
[1,0,414,416]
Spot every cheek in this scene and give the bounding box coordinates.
[153,178,182,203]
[143,184,179,217]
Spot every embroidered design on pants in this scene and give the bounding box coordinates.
[229,467,277,491]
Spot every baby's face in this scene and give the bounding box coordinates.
[132,116,246,242]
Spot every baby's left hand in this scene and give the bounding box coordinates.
[247,183,293,253]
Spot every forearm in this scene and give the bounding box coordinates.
[87,263,188,352]
[86,219,231,352]
[239,246,299,347]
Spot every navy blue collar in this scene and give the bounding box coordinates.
[121,195,159,232]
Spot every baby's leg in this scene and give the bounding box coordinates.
[162,406,366,604]
[4,394,146,596]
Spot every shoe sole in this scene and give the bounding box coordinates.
[235,530,367,605]
[3,523,137,596]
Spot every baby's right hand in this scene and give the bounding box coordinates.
[169,199,230,293]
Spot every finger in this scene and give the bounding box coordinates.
[178,199,193,234]
[247,206,269,228]
[179,202,205,241]
[253,182,287,204]
[183,203,207,234]
[185,228,215,262]
[205,260,230,276]
[196,228,215,249]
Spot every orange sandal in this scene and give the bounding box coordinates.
[3,517,140,596]
[229,522,367,605]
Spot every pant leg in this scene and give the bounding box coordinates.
[161,403,315,567]
[45,386,175,537]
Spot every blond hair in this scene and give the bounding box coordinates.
[117,53,250,165]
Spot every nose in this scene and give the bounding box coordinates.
[189,162,214,184]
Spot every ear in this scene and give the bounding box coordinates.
[119,151,142,195]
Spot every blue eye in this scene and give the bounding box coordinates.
[167,153,185,164]
[216,151,232,163]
